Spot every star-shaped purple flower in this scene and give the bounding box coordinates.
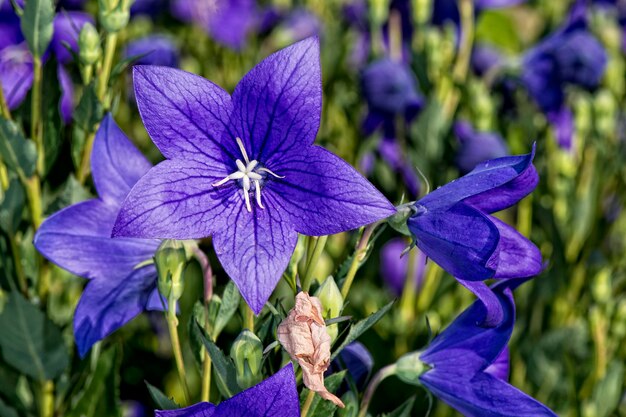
[407,146,541,326]
[112,37,395,314]
[34,115,162,357]
[418,280,557,416]
[155,364,300,417]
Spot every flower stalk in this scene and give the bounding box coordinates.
[301,235,328,292]
[341,223,378,299]
[357,364,397,417]
[300,390,316,417]
[166,294,190,405]
[31,56,44,176]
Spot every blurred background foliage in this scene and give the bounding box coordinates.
[1,0,626,416]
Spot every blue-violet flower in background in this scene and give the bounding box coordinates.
[418,279,557,416]
[407,146,541,326]
[155,364,300,417]
[454,120,509,174]
[34,115,162,357]
[112,37,395,314]
[380,238,426,296]
[125,35,179,68]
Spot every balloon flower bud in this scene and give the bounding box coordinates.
[155,239,187,301]
[230,329,263,389]
[395,351,429,386]
[78,23,101,65]
[314,276,343,342]
[98,0,130,33]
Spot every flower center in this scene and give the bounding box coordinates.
[212,137,284,213]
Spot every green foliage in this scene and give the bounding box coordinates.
[20,0,54,57]
[41,59,63,176]
[298,370,347,417]
[0,118,37,178]
[380,396,416,417]
[0,292,68,381]
[0,180,25,235]
[146,381,179,410]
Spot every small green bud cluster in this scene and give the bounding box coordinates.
[230,330,263,389]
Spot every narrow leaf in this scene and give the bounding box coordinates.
[0,118,37,178]
[380,396,416,417]
[20,0,55,57]
[213,281,240,339]
[145,381,179,410]
[298,370,347,417]
[0,180,25,235]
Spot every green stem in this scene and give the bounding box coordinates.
[166,296,190,405]
[31,56,44,175]
[357,364,397,417]
[517,194,533,238]
[300,390,316,417]
[96,32,118,102]
[201,301,212,402]
[24,176,42,229]
[341,223,378,299]
[39,380,54,417]
[0,83,11,120]
[77,131,96,184]
[398,246,418,325]
[416,262,442,314]
[0,162,9,190]
[8,233,27,296]
[243,303,255,331]
[301,235,328,292]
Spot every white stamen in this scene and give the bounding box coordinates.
[211,136,284,213]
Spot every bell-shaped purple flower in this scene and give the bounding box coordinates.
[34,115,162,357]
[156,364,300,417]
[327,341,374,391]
[407,146,541,326]
[360,58,423,137]
[112,38,395,314]
[125,35,179,68]
[418,280,557,416]
[454,120,509,174]
[380,238,426,296]
[521,1,607,148]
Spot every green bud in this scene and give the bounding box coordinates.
[591,268,612,304]
[154,239,187,301]
[594,90,617,138]
[315,276,343,342]
[78,23,101,65]
[387,203,415,236]
[369,0,390,26]
[412,0,432,26]
[395,351,429,386]
[230,330,263,389]
[98,0,130,33]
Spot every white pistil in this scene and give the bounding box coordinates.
[211,137,284,213]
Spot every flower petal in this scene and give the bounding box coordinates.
[133,65,235,164]
[230,37,321,164]
[92,114,153,205]
[408,202,499,281]
[57,64,73,124]
[212,192,297,314]
[74,265,157,357]
[0,43,33,109]
[419,371,557,417]
[420,283,515,373]
[156,364,299,417]
[418,147,536,212]
[112,159,237,239]
[489,216,543,279]
[270,145,395,235]
[34,200,159,279]
[484,347,510,381]
[457,279,504,327]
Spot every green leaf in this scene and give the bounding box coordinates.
[192,321,240,398]
[0,180,25,235]
[188,301,207,368]
[41,59,63,176]
[73,84,103,132]
[0,398,19,417]
[66,347,121,417]
[592,360,623,417]
[331,300,395,361]
[44,175,91,215]
[298,370,347,417]
[0,118,37,178]
[145,381,179,410]
[20,0,55,57]
[109,52,150,85]
[213,281,241,339]
[379,396,416,417]
[0,292,69,381]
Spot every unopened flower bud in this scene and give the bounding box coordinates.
[315,276,343,342]
[230,329,263,389]
[98,0,130,33]
[387,203,415,236]
[591,268,612,304]
[155,239,187,301]
[412,0,432,26]
[395,351,428,386]
[78,23,101,65]
[369,0,390,26]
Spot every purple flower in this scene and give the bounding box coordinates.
[34,115,162,357]
[131,0,168,17]
[171,0,259,50]
[277,9,322,43]
[360,58,423,137]
[407,147,541,326]
[418,280,557,416]
[327,341,374,391]
[380,238,426,296]
[433,0,526,29]
[125,35,179,68]
[111,38,395,314]
[521,1,607,148]
[454,121,509,174]
[156,364,300,417]
[471,44,505,77]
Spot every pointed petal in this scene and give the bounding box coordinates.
[419,371,557,417]
[408,203,499,282]
[112,159,238,239]
[34,200,159,279]
[74,265,157,357]
[155,403,216,417]
[457,279,504,327]
[92,114,153,205]
[420,283,515,373]
[212,192,297,314]
[133,65,236,163]
[57,64,73,124]
[270,146,395,235]
[484,347,510,381]
[489,216,543,278]
[419,147,536,212]
[0,43,33,109]
[230,37,321,164]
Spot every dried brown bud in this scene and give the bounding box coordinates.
[277,292,345,408]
